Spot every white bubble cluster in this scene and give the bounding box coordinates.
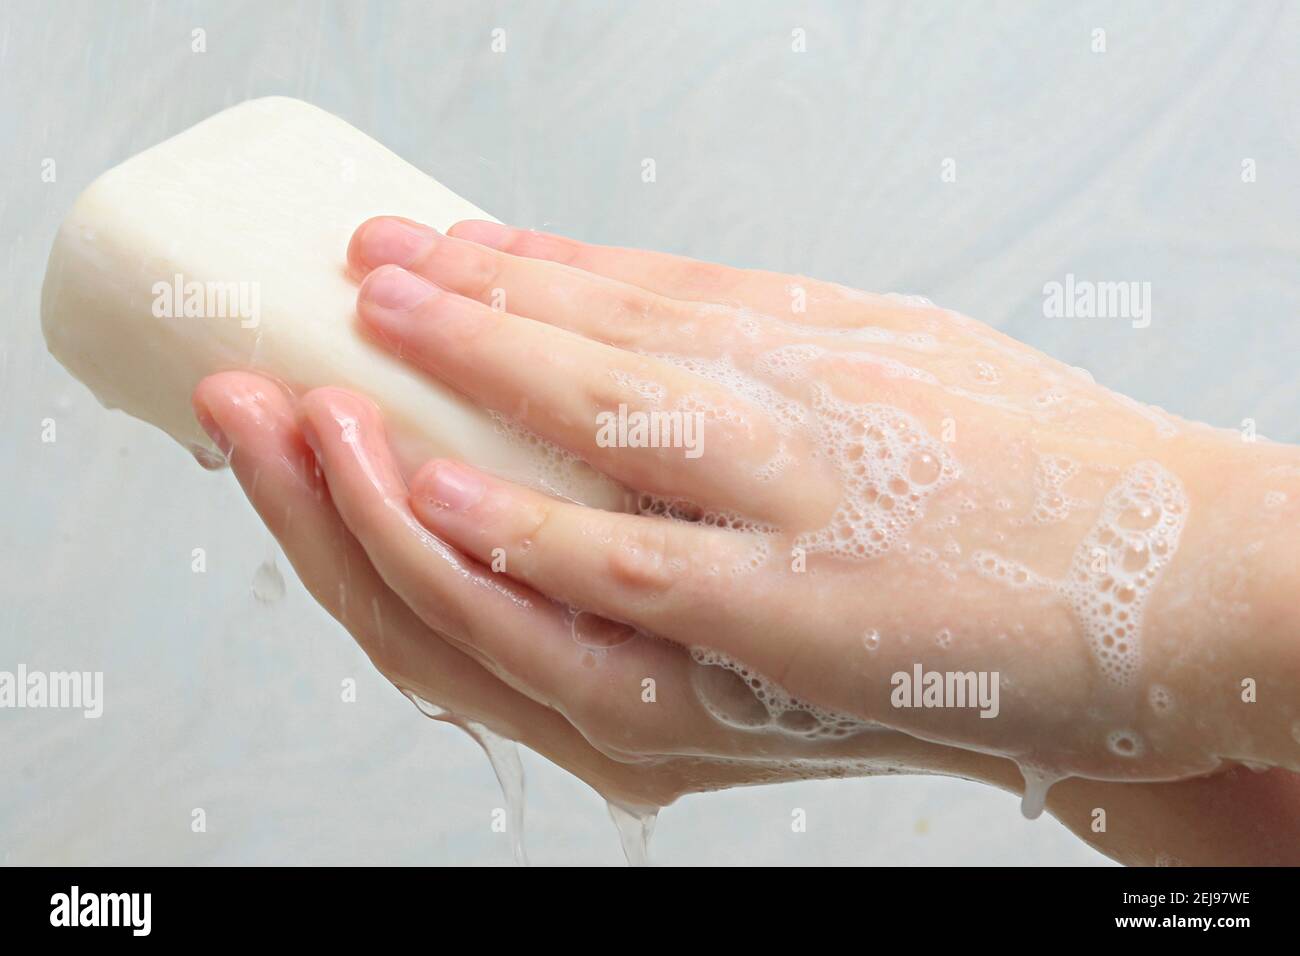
[651,353,806,429]
[1148,683,1175,714]
[971,550,1052,590]
[609,369,666,404]
[1023,453,1081,525]
[1061,461,1188,687]
[973,461,1188,688]
[796,385,958,560]
[635,492,776,535]
[971,360,1001,385]
[690,646,875,740]
[489,411,592,499]
[756,343,937,385]
[728,534,774,576]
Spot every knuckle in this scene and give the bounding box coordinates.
[605,519,682,600]
[516,229,582,266]
[673,258,730,295]
[595,288,656,349]
[458,243,508,303]
[513,498,561,570]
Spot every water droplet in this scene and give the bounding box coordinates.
[189,443,228,470]
[251,557,285,603]
[1017,763,1062,820]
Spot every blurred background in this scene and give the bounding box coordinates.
[2,0,1297,865]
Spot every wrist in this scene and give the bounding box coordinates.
[1147,430,1300,771]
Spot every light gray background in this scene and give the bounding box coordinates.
[2,0,1297,865]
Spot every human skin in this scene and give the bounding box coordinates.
[191,217,1300,864]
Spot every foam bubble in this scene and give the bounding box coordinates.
[1021,453,1081,525]
[651,353,806,429]
[609,369,666,404]
[972,462,1187,687]
[1148,683,1175,714]
[756,343,938,385]
[635,492,776,535]
[489,411,595,500]
[1106,729,1144,758]
[690,646,876,740]
[796,386,958,560]
[971,550,1053,591]
[1061,461,1188,687]
[971,360,1001,385]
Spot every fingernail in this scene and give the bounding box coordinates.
[416,461,485,512]
[357,218,435,269]
[360,266,436,313]
[194,404,233,458]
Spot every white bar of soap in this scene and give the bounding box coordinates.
[41,97,621,509]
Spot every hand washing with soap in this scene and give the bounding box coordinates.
[37,99,1300,868]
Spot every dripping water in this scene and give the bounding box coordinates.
[405,691,529,866]
[461,718,529,866]
[1017,762,1062,820]
[606,801,658,866]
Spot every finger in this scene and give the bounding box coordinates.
[445,219,939,330]
[407,458,770,644]
[293,388,688,741]
[292,385,561,677]
[192,371,485,685]
[296,387,873,763]
[192,372,729,804]
[354,267,828,522]
[348,216,696,351]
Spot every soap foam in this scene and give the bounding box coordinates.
[796,385,958,560]
[489,410,605,503]
[653,353,807,430]
[690,646,877,740]
[1021,453,1081,526]
[975,461,1187,688]
[1148,683,1175,714]
[1061,461,1188,687]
